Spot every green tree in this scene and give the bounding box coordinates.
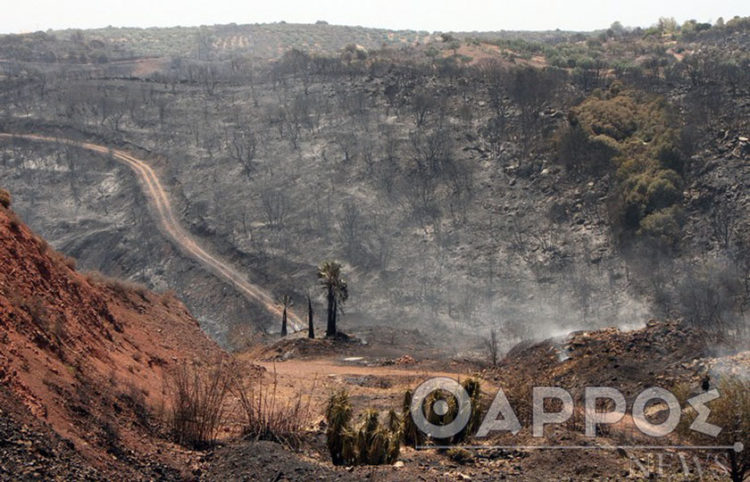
[318,261,348,337]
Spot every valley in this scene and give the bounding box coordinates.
[1,11,749,481]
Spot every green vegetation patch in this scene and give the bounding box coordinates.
[561,83,685,244]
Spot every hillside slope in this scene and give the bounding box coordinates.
[0,190,224,479]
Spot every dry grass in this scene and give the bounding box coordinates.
[168,359,233,449]
[48,249,77,270]
[233,366,314,449]
[84,271,149,299]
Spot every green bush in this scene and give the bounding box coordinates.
[325,390,400,466]
[353,409,400,465]
[325,389,353,465]
[419,377,483,446]
[401,389,423,447]
[637,206,683,246]
[645,170,681,211]
[556,124,618,175]
[560,85,685,239]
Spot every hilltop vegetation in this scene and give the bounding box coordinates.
[0,22,428,63]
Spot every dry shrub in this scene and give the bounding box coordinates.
[118,383,151,431]
[233,368,313,448]
[710,376,750,482]
[8,211,21,231]
[447,447,474,464]
[85,271,149,299]
[500,373,537,428]
[169,359,233,449]
[0,188,10,208]
[48,249,77,270]
[675,376,749,482]
[160,290,178,306]
[21,295,50,330]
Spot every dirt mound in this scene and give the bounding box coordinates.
[489,321,720,400]
[0,199,224,477]
[258,332,364,360]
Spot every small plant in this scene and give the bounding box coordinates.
[679,376,750,482]
[401,389,423,447]
[710,376,750,482]
[85,271,149,299]
[49,249,77,270]
[118,383,151,430]
[325,390,401,466]
[169,359,233,449]
[0,188,10,208]
[447,447,474,464]
[8,212,21,231]
[325,389,353,465]
[421,377,483,445]
[98,418,123,457]
[484,329,500,367]
[353,409,400,465]
[234,368,313,448]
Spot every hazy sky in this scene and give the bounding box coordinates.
[2,0,749,34]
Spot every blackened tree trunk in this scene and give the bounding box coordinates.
[281,306,288,336]
[326,287,336,337]
[308,295,315,338]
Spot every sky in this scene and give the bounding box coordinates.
[2,0,749,34]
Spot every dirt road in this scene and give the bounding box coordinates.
[0,133,303,331]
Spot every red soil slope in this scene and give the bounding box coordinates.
[0,191,224,477]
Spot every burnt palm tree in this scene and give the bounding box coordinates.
[278,294,293,336]
[307,294,315,339]
[318,261,348,337]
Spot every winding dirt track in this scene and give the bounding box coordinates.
[0,133,303,331]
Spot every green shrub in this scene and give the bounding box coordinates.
[325,389,353,465]
[401,389,423,447]
[559,85,685,239]
[656,141,684,174]
[325,390,400,466]
[637,206,683,246]
[645,170,681,211]
[417,377,483,446]
[353,409,400,465]
[556,124,618,175]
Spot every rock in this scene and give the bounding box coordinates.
[393,461,404,468]
[394,354,416,365]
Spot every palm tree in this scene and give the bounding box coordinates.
[278,295,293,336]
[318,261,348,337]
[307,294,315,339]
